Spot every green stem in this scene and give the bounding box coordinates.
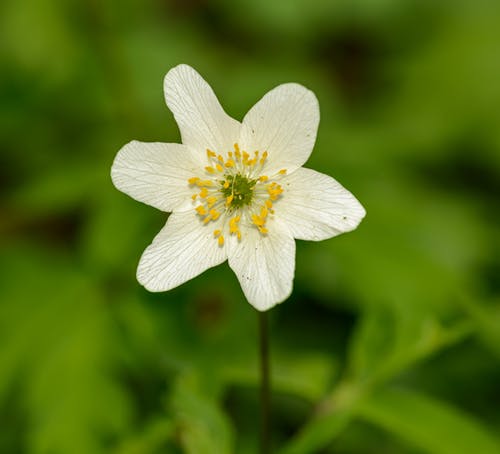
[259,310,271,454]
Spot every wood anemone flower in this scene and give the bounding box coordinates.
[111,64,366,311]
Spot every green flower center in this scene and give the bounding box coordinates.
[220,173,257,208]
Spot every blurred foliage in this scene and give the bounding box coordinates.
[1,0,500,453]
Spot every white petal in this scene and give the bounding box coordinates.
[164,64,240,154]
[111,141,203,212]
[227,220,295,311]
[239,83,319,175]
[277,167,366,241]
[137,211,227,292]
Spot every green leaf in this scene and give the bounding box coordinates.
[358,388,500,454]
[170,374,234,454]
[347,302,473,387]
[0,247,130,454]
[115,417,175,454]
[278,382,361,454]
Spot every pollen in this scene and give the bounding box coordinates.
[209,209,220,220]
[195,205,207,216]
[278,169,287,175]
[251,214,265,226]
[267,182,283,200]
[207,196,217,207]
[229,215,241,233]
[229,215,242,241]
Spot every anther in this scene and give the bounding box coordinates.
[196,206,207,216]
[251,214,265,226]
[209,209,220,220]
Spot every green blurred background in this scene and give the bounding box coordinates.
[1,0,500,453]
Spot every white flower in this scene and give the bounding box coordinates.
[111,64,365,311]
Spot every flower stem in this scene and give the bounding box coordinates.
[259,310,271,454]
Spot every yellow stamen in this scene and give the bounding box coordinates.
[279,169,287,175]
[213,229,221,237]
[226,194,234,206]
[191,194,197,201]
[265,200,273,208]
[205,166,215,173]
[267,182,283,200]
[225,159,235,167]
[197,180,213,187]
[188,177,200,185]
[206,149,216,158]
[223,180,230,189]
[199,187,208,198]
[258,226,268,235]
[203,216,212,224]
[216,163,224,172]
[209,209,220,220]
[260,206,268,218]
[207,196,217,207]
[196,206,207,216]
[218,235,225,246]
[251,214,265,226]
[229,215,240,233]
[259,175,269,182]
[217,155,224,163]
